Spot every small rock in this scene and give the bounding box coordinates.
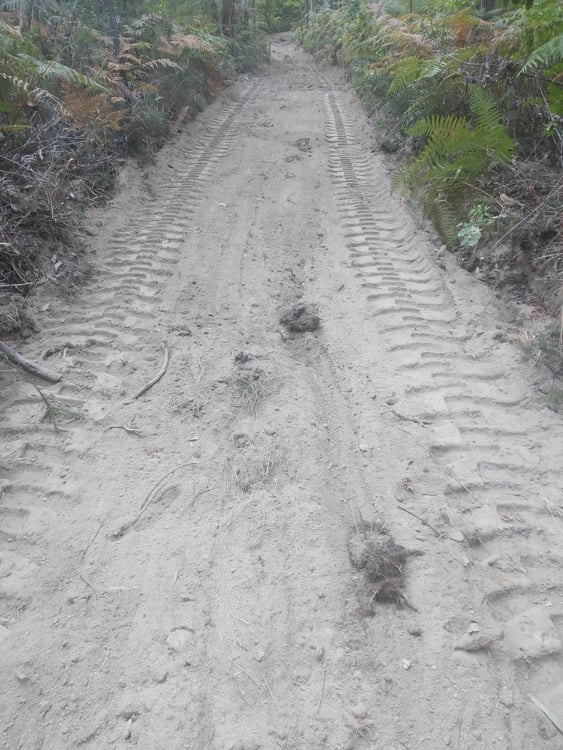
[407,624,422,637]
[350,702,368,719]
[116,700,140,721]
[401,659,411,670]
[359,443,369,453]
[449,530,464,543]
[166,628,192,652]
[385,396,397,406]
[499,686,513,707]
[149,664,168,684]
[454,629,503,652]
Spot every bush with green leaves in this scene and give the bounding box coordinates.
[299,0,562,258]
[393,85,515,245]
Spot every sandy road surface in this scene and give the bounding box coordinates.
[1,38,562,750]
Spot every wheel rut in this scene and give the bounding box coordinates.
[324,87,563,746]
[0,83,259,632]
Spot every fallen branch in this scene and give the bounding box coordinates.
[111,461,198,538]
[0,340,61,383]
[129,342,169,401]
[316,662,327,715]
[398,505,443,538]
[529,693,563,734]
[105,423,144,437]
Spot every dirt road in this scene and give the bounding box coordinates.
[1,38,562,750]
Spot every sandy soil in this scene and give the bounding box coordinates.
[1,39,562,750]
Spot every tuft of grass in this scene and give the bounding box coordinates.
[233,371,262,416]
[544,386,563,412]
[521,317,563,412]
[522,320,563,375]
[35,385,83,430]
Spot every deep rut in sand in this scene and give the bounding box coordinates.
[1,39,562,750]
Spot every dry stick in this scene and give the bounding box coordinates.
[529,693,563,734]
[105,423,144,437]
[263,678,280,710]
[316,662,327,715]
[0,340,61,383]
[113,462,198,538]
[130,342,170,401]
[79,520,105,591]
[398,505,443,538]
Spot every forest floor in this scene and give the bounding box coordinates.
[1,37,563,750]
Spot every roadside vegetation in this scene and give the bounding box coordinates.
[0,0,270,334]
[296,0,562,316]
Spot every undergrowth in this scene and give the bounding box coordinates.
[0,1,270,330]
[521,319,563,411]
[296,0,563,312]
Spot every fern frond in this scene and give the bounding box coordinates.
[520,34,563,74]
[387,56,424,95]
[407,114,468,139]
[35,60,105,91]
[468,84,514,161]
[143,58,183,71]
[432,195,460,248]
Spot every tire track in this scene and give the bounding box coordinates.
[324,88,563,735]
[0,82,259,635]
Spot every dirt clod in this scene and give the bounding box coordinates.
[347,521,416,609]
[279,303,320,333]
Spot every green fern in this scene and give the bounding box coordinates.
[468,84,515,160]
[434,195,460,248]
[387,56,425,95]
[520,33,563,73]
[396,85,514,247]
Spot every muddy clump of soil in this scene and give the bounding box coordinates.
[347,520,417,610]
[279,303,320,333]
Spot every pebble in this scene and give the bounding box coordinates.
[166,628,192,652]
[401,659,411,670]
[350,702,367,719]
[359,443,369,453]
[149,664,168,684]
[499,686,513,707]
[407,624,422,637]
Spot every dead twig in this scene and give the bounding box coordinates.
[263,678,280,710]
[105,423,144,437]
[529,693,563,734]
[81,520,105,563]
[316,662,327,715]
[112,461,198,538]
[129,342,170,401]
[398,505,443,538]
[0,340,61,383]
